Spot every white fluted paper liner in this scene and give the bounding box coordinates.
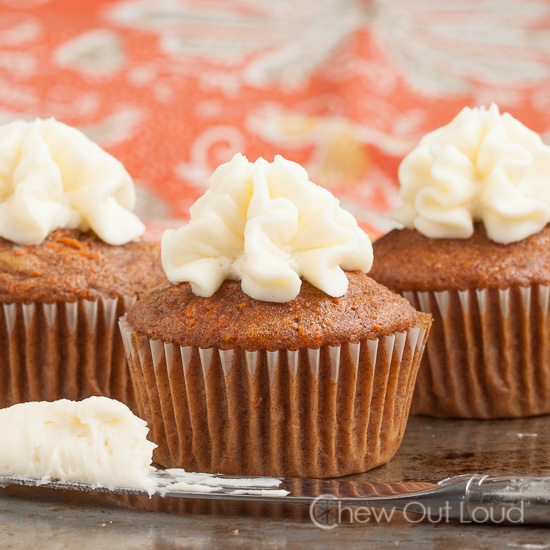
[0,295,137,409]
[403,285,550,418]
[119,316,430,478]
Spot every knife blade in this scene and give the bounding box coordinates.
[0,471,548,526]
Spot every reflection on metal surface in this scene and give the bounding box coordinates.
[1,471,550,525]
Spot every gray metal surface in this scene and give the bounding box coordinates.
[2,414,550,549]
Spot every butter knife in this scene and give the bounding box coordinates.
[1,471,548,526]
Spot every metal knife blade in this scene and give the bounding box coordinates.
[1,471,548,526]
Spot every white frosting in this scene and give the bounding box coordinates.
[0,396,156,490]
[161,468,289,497]
[393,104,550,244]
[162,154,373,302]
[0,118,144,246]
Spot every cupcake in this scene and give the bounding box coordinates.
[120,153,431,478]
[370,104,550,419]
[0,118,165,410]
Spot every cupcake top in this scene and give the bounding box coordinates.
[127,272,421,350]
[0,118,144,246]
[0,229,164,302]
[394,104,550,244]
[162,153,372,303]
[371,105,550,291]
[130,154,426,350]
[371,223,550,292]
[0,118,165,302]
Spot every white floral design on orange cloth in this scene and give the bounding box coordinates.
[0,0,548,242]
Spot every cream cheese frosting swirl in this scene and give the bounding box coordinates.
[162,153,373,302]
[393,104,550,244]
[0,118,144,246]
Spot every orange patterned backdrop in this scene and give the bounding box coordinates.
[1,0,549,240]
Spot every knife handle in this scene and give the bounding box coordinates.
[464,474,550,525]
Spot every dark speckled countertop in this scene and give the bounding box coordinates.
[1,414,549,550]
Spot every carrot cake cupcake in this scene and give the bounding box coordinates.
[120,153,431,478]
[370,104,550,418]
[0,118,165,410]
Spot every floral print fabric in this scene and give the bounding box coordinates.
[1,0,549,239]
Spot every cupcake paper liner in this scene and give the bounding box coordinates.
[0,296,137,410]
[119,316,430,478]
[403,285,550,418]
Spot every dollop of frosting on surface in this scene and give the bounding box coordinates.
[393,104,550,244]
[0,396,156,490]
[0,118,144,246]
[162,153,373,302]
